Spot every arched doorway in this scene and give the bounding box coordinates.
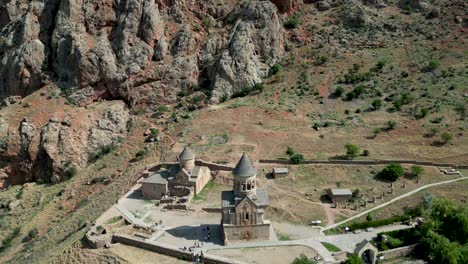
[361,249,375,264]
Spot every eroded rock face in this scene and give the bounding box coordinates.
[209,1,284,103]
[0,0,286,108]
[0,118,8,154]
[30,102,129,183]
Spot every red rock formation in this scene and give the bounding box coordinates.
[270,0,295,13]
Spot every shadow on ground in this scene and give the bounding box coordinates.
[164,224,224,246]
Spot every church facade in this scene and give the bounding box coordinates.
[221,154,271,245]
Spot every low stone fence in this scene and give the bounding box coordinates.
[202,207,222,213]
[379,244,418,259]
[259,159,468,169]
[196,160,234,171]
[112,234,247,264]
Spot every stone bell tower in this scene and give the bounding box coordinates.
[232,154,257,197]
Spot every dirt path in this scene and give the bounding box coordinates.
[267,180,335,225]
[316,72,332,113]
[324,175,468,231]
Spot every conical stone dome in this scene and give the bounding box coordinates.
[232,154,256,177]
[179,146,195,161]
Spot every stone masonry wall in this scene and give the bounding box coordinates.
[112,234,247,264]
[223,224,270,245]
[379,244,418,259]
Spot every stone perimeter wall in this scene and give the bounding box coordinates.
[223,224,270,245]
[259,159,468,169]
[379,244,418,259]
[112,234,247,264]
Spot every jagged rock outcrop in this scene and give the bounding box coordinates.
[0,0,286,108]
[19,118,36,156]
[30,102,129,183]
[0,118,8,154]
[209,1,284,102]
[338,0,376,29]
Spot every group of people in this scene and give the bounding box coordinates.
[180,225,214,257]
[202,225,211,242]
[192,252,204,264]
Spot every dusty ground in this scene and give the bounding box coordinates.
[207,245,319,264]
[109,244,188,264]
[358,178,468,222]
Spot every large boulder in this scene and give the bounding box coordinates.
[338,0,375,29]
[209,1,284,103]
[399,0,432,12]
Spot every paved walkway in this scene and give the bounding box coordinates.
[324,175,468,230]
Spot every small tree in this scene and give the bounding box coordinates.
[421,192,433,213]
[366,214,373,222]
[286,146,296,156]
[345,143,360,160]
[352,188,360,198]
[150,128,160,136]
[158,105,169,112]
[371,99,382,110]
[411,165,424,179]
[377,163,404,182]
[343,254,364,264]
[372,128,381,137]
[441,132,452,144]
[335,86,344,97]
[291,254,317,264]
[362,149,370,156]
[387,120,397,130]
[419,108,429,118]
[291,153,305,164]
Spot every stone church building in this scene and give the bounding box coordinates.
[221,154,271,245]
[141,146,211,200]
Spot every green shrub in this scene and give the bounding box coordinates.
[371,99,382,110]
[427,59,440,71]
[441,132,452,143]
[284,16,300,29]
[150,128,160,136]
[158,105,169,112]
[411,165,424,178]
[335,86,344,97]
[286,146,296,156]
[344,143,359,160]
[23,228,38,242]
[419,108,429,118]
[291,254,317,264]
[270,64,281,75]
[387,120,397,130]
[377,163,404,182]
[342,254,364,264]
[254,83,264,92]
[135,149,147,161]
[290,154,304,164]
[202,18,211,27]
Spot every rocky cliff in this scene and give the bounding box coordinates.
[0,0,286,107]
